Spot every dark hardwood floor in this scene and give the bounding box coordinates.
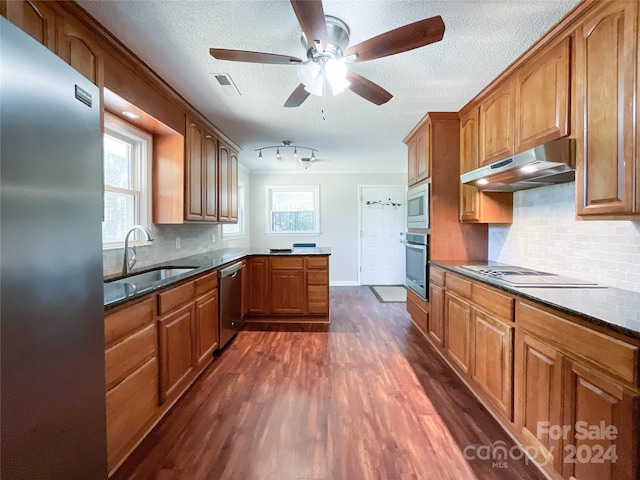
[112,287,545,480]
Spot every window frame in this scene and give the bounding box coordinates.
[222,183,245,238]
[102,112,153,249]
[264,185,320,236]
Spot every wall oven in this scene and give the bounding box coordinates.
[407,183,429,230]
[405,232,429,300]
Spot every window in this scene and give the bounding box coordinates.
[265,185,320,235]
[222,184,245,238]
[102,112,152,248]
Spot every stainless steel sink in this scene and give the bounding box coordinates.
[106,267,197,286]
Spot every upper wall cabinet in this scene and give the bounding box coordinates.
[514,38,570,152]
[406,121,431,187]
[217,143,238,223]
[57,16,103,87]
[479,80,515,165]
[575,0,639,218]
[3,0,56,51]
[460,107,513,224]
[185,118,218,222]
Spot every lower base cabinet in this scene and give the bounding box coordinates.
[104,269,220,475]
[414,267,639,480]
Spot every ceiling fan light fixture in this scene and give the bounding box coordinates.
[304,72,324,97]
[297,61,321,87]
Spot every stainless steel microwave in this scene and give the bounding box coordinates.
[407,183,429,229]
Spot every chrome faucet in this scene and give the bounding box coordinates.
[122,225,155,274]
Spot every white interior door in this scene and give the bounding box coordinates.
[360,185,406,285]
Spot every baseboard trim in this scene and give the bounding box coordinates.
[329,281,360,286]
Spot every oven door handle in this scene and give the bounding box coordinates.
[405,242,425,252]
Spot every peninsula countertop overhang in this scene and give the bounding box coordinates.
[104,247,331,309]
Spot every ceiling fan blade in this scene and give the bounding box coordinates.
[345,15,445,63]
[347,72,392,106]
[284,84,311,108]
[290,0,328,49]
[210,48,302,65]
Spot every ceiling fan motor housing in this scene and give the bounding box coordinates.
[302,15,350,61]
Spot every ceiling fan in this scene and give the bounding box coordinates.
[209,0,445,107]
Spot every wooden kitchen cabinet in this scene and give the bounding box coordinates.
[158,302,196,404]
[195,289,219,367]
[3,0,56,50]
[459,107,513,224]
[515,300,639,480]
[217,143,238,222]
[104,297,158,473]
[185,118,218,222]
[479,80,515,165]
[405,120,431,187]
[444,290,472,375]
[575,0,640,218]
[427,267,445,348]
[514,37,570,152]
[57,15,104,87]
[245,255,330,321]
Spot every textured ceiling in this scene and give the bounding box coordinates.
[77,0,580,174]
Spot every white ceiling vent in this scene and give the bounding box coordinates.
[212,73,241,96]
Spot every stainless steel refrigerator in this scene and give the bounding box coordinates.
[1,17,108,478]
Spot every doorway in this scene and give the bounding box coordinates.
[358,185,406,285]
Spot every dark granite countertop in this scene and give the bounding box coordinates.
[104,247,331,310]
[431,260,640,340]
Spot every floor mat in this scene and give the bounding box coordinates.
[369,285,407,303]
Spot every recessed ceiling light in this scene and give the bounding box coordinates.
[122,111,140,119]
[477,179,489,185]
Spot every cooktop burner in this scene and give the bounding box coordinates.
[458,265,604,288]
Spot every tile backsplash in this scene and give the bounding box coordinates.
[103,223,247,276]
[489,182,640,293]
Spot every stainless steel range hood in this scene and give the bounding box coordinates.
[460,138,576,192]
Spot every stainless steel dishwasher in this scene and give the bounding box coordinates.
[219,261,244,348]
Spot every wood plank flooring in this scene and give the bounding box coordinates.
[112,286,545,480]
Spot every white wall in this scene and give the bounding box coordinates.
[248,172,406,285]
[489,182,640,292]
[103,166,251,276]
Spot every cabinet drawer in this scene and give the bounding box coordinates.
[306,256,328,269]
[106,357,158,471]
[105,297,155,347]
[430,267,445,287]
[195,271,217,297]
[105,323,157,390]
[308,270,328,285]
[158,281,196,315]
[271,257,304,269]
[517,301,638,386]
[308,285,329,314]
[471,283,514,322]
[446,274,472,299]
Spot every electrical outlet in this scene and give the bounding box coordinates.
[175,237,181,249]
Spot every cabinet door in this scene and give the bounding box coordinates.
[415,124,430,182]
[515,334,564,475]
[479,81,514,165]
[428,282,445,348]
[57,17,103,86]
[575,1,639,216]
[203,133,218,221]
[271,270,305,314]
[471,308,514,420]
[247,257,270,314]
[4,0,56,50]
[195,289,219,367]
[444,292,472,374]
[562,360,637,480]
[407,138,417,186]
[515,38,570,152]
[229,150,239,221]
[460,108,480,222]
[218,143,230,221]
[185,119,204,221]
[158,304,195,403]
